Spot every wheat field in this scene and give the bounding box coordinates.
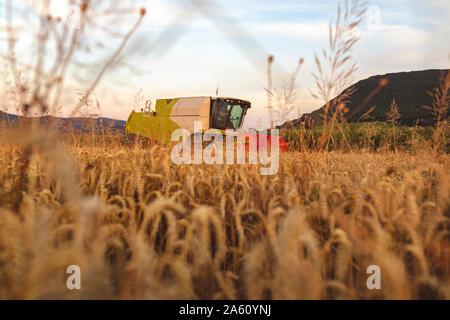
[0,0,448,301]
[0,130,448,300]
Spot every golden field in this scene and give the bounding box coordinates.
[0,0,448,302]
[0,131,448,299]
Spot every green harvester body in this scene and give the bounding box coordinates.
[126,96,251,144]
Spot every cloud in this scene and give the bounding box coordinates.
[4,0,447,128]
[241,21,329,41]
[355,22,448,77]
[95,0,450,126]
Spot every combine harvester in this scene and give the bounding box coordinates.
[126,96,287,151]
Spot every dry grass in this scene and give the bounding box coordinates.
[0,132,448,299]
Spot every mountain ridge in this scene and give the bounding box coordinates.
[0,110,127,133]
[281,69,449,128]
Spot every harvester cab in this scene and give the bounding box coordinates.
[126,96,251,144]
[210,98,250,130]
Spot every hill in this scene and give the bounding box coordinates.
[0,111,126,133]
[282,69,449,127]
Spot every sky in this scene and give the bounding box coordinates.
[1,0,449,128]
